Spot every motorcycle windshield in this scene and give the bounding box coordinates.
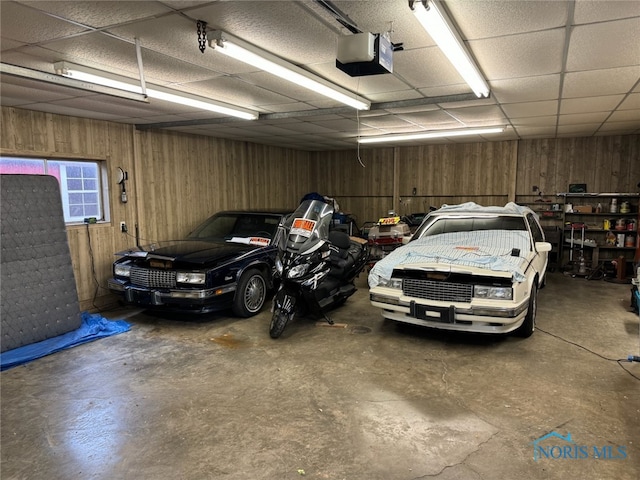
[280,199,334,253]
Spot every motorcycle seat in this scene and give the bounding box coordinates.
[328,230,355,276]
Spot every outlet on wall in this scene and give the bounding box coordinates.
[120,222,127,233]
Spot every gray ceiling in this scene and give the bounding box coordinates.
[1,0,639,151]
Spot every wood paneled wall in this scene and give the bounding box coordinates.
[309,136,638,225]
[309,141,518,222]
[2,106,638,311]
[516,136,640,195]
[1,107,312,311]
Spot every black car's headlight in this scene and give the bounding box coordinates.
[275,256,283,275]
[177,272,206,285]
[114,264,131,278]
[474,285,513,300]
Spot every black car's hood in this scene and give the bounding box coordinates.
[116,239,272,266]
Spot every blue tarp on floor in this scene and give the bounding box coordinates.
[1,312,131,371]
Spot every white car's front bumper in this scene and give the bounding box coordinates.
[370,289,529,334]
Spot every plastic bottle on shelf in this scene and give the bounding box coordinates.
[596,203,602,213]
[610,198,618,213]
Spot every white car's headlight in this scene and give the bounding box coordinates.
[114,264,131,278]
[176,272,206,284]
[474,285,513,300]
[379,278,403,289]
[287,264,309,279]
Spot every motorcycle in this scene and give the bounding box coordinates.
[269,199,369,338]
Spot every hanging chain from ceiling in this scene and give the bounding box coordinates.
[196,20,208,53]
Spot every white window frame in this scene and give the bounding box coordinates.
[0,156,111,225]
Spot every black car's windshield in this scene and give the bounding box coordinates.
[414,215,527,239]
[188,213,281,245]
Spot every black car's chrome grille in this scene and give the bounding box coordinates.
[402,278,472,303]
[130,267,177,288]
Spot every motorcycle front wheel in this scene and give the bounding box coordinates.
[269,310,290,339]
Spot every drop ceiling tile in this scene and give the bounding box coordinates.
[445,105,507,124]
[557,124,600,136]
[558,112,609,126]
[391,48,464,89]
[567,18,640,71]
[563,66,640,98]
[607,109,640,123]
[279,122,337,134]
[396,110,462,127]
[27,1,173,28]
[511,116,558,127]
[385,104,440,114]
[472,29,565,80]
[560,95,625,114]
[618,93,640,110]
[502,101,559,118]
[448,0,569,39]
[0,2,87,43]
[417,84,475,98]
[574,0,640,23]
[367,89,425,103]
[491,75,561,103]
[25,102,124,121]
[514,126,557,137]
[597,121,640,133]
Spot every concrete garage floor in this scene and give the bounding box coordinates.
[2,272,639,480]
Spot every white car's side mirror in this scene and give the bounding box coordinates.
[536,241,552,253]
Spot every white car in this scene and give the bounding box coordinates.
[368,203,551,337]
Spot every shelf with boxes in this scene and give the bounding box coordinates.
[558,192,639,274]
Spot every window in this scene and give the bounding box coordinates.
[0,157,109,224]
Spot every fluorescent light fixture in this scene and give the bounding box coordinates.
[1,62,148,102]
[53,61,259,120]
[410,0,489,98]
[208,31,371,111]
[358,126,504,144]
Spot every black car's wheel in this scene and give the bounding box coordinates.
[514,284,537,338]
[232,269,267,317]
[269,310,290,338]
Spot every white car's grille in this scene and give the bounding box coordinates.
[130,267,176,288]
[402,278,472,303]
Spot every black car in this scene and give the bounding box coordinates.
[108,209,290,315]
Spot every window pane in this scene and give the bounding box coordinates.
[67,179,83,190]
[83,192,97,203]
[65,165,82,178]
[70,205,84,217]
[69,193,83,204]
[83,179,96,190]
[0,157,45,174]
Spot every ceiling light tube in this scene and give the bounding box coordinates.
[410,0,489,98]
[358,126,504,144]
[208,31,371,111]
[1,62,148,103]
[53,61,259,120]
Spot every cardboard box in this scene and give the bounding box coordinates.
[574,205,593,213]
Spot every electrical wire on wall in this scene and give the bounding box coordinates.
[85,223,103,312]
[355,75,365,168]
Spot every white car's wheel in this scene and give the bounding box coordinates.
[514,285,537,338]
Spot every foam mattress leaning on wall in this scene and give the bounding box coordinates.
[1,174,82,353]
